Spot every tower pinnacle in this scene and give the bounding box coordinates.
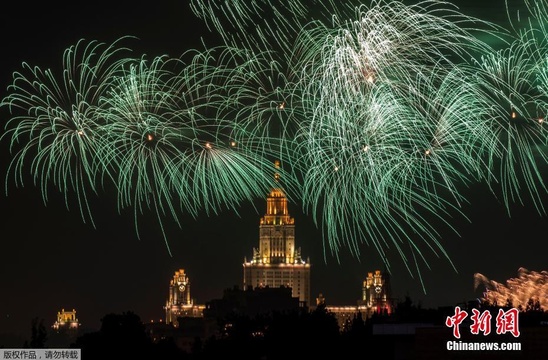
[274,159,281,182]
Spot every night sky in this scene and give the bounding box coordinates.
[1,0,546,340]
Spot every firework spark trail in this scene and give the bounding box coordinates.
[188,0,362,63]
[96,53,200,248]
[291,1,507,285]
[2,0,548,290]
[295,72,488,286]
[217,49,305,203]
[1,40,294,252]
[190,0,307,64]
[0,37,135,227]
[475,268,548,310]
[96,46,295,251]
[472,7,548,216]
[522,0,548,130]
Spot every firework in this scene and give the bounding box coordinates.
[2,0,548,288]
[470,29,548,216]
[188,0,361,62]
[82,46,295,251]
[1,37,135,227]
[289,0,506,285]
[475,268,548,310]
[1,41,295,252]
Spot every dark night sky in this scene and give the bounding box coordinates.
[1,0,546,340]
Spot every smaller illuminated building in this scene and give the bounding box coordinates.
[52,308,80,331]
[358,269,393,316]
[49,308,81,347]
[325,269,394,329]
[164,269,205,326]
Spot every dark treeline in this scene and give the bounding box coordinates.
[13,296,548,360]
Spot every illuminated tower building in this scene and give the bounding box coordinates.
[359,269,393,316]
[49,308,80,347]
[52,308,80,331]
[243,161,311,307]
[325,269,394,329]
[164,269,205,326]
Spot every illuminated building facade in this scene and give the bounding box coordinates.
[243,187,311,307]
[52,308,80,331]
[325,269,394,329]
[164,269,205,326]
[49,309,80,347]
[359,269,393,316]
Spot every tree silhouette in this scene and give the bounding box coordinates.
[526,297,542,312]
[23,317,47,348]
[73,311,154,360]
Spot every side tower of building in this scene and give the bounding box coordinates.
[324,269,395,329]
[165,269,204,326]
[243,184,311,307]
[359,269,393,316]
